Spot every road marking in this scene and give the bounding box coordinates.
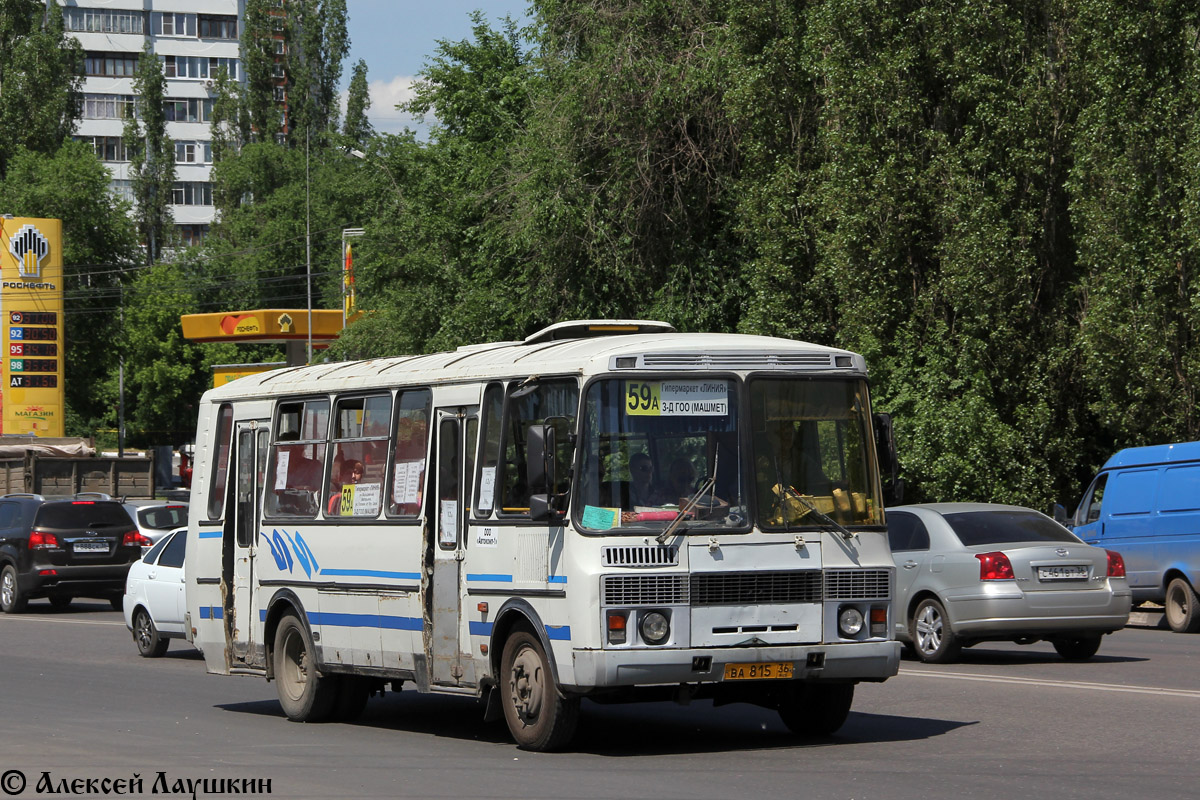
[899,668,1200,699]
[0,615,125,627]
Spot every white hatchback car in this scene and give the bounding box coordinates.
[123,527,191,657]
[122,502,189,545]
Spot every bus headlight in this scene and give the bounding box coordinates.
[838,606,865,638]
[639,611,670,645]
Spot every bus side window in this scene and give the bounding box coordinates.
[326,394,391,518]
[498,380,579,515]
[264,399,329,519]
[473,383,503,518]
[207,404,234,520]
[388,388,432,517]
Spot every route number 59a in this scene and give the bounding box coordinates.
[625,382,661,415]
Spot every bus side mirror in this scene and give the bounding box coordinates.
[873,412,902,506]
[527,418,570,522]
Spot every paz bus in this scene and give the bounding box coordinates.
[184,320,902,750]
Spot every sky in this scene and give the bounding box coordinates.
[341,1,532,135]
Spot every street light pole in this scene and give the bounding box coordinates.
[305,129,312,365]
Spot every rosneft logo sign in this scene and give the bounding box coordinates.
[4,223,55,288]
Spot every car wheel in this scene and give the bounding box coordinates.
[910,597,961,663]
[500,630,579,751]
[273,612,337,722]
[48,594,72,610]
[778,683,855,737]
[1164,577,1200,633]
[0,565,26,614]
[1052,635,1102,661]
[133,608,169,657]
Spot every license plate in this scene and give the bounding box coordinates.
[1037,565,1089,581]
[73,541,108,553]
[722,661,795,681]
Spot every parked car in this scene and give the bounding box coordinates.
[0,494,152,613]
[122,501,189,545]
[1063,442,1200,633]
[887,503,1131,663]
[124,527,190,657]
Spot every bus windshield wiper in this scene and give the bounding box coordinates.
[778,485,855,541]
[656,452,718,544]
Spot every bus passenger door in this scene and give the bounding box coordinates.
[426,408,477,686]
[228,422,267,667]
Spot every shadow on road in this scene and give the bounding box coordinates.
[902,647,1148,666]
[217,690,975,755]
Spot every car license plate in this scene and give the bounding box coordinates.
[723,661,795,681]
[1037,565,1088,580]
[74,541,108,553]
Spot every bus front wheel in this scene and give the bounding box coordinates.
[274,612,338,722]
[500,630,579,751]
[778,683,855,737]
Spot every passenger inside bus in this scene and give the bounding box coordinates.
[327,459,363,515]
[628,452,662,507]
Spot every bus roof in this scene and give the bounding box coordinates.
[200,320,864,403]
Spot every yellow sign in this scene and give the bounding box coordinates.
[624,380,730,417]
[0,217,64,437]
[211,362,286,389]
[338,484,356,516]
[181,309,347,343]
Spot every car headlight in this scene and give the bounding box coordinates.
[838,606,864,638]
[640,611,670,645]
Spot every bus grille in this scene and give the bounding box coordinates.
[691,571,823,606]
[602,545,679,568]
[603,574,689,605]
[825,569,893,599]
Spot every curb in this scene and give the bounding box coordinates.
[1127,607,1167,630]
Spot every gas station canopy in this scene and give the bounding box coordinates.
[180,309,345,343]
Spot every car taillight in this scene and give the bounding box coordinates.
[976,551,1014,581]
[29,530,60,550]
[1106,550,1126,578]
[122,531,153,548]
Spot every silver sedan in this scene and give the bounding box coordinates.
[887,503,1132,663]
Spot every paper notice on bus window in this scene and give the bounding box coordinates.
[404,461,423,504]
[440,500,457,546]
[353,482,381,515]
[624,380,729,416]
[392,463,409,504]
[478,466,496,510]
[274,451,290,490]
[581,505,620,530]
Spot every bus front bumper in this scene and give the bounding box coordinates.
[567,640,901,690]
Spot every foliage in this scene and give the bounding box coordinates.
[123,40,175,263]
[343,59,372,145]
[285,0,350,144]
[0,0,83,179]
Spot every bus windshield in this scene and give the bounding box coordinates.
[577,378,746,532]
[749,378,884,530]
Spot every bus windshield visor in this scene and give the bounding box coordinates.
[577,378,746,532]
[749,378,884,530]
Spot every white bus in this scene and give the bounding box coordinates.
[184,320,901,750]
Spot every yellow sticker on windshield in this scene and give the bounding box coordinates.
[624,381,728,416]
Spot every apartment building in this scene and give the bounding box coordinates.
[63,1,246,245]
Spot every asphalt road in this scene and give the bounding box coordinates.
[0,600,1196,800]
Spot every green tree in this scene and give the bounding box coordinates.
[342,58,372,145]
[0,0,83,178]
[286,0,349,143]
[240,0,282,143]
[123,40,175,263]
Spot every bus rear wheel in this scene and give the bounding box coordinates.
[274,612,337,722]
[778,683,855,737]
[500,630,579,751]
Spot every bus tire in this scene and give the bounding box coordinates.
[778,683,854,737]
[1165,577,1200,633]
[500,630,579,751]
[273,612,337,722]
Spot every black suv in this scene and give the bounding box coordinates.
[0,494,152,613]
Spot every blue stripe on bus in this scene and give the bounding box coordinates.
[548,575,567,584]
[307,611,423,631]
[319,569,422,580]
[199,606,223,620]
[466,573,513,583]
[545,625,571,640]
[198,531,222,539]
[468,620,494,637]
